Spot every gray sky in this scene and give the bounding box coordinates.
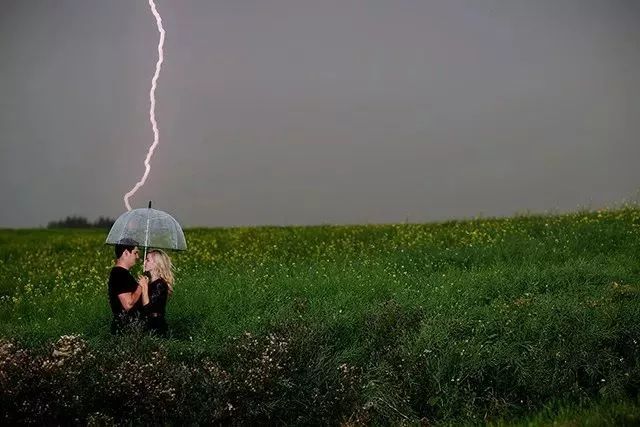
[1,0,639,227]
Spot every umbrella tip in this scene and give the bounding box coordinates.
[148,201,152,209]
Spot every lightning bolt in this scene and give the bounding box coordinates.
[124,0,166,211]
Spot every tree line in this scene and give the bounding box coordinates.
[47,216,115,229]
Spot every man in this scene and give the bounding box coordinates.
[108,239,148,334]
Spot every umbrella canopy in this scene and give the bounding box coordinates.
[105,207,187,251]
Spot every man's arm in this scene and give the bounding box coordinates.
[117,285,143,311]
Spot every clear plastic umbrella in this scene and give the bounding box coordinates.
[105,202,187,252]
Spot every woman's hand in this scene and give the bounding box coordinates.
[138,275,150,306]
[138,275,149,289]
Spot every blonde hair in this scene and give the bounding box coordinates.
[148,249,175,294]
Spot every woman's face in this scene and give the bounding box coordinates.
[145,253,156,272]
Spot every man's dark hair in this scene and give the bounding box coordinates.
[115,238,139,259]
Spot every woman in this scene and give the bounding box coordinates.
[139,249,174,336]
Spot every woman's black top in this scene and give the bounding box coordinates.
[143,278,169,336]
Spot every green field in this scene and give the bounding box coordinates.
[2,208,640,424]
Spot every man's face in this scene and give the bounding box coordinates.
[125,247,140,268]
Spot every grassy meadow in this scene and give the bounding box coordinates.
[2,208,640,424]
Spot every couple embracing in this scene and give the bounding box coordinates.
[107,239,174,336]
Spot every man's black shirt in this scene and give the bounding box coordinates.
[108,266,142,332]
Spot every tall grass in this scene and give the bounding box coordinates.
[1,208,640,423]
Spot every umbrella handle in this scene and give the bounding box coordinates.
[143,200,152,265]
